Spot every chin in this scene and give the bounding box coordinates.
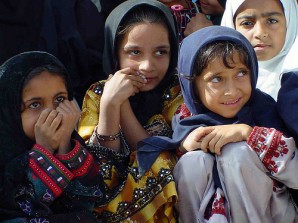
[140,85,156,92]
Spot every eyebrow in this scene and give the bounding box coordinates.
[123,44,170,49]
[23,91,68,103]
[236,11,284,20]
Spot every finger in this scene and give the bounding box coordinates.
[107,74,113,81]
[201,131,216,153]
[214,135,230,156]
[36,108,52,126]
[50,113,63,130]
[208,134,221,154]
[44,110,59,126]
[57,100,72,114]
[193,127,213,142]
[127,74,147,85]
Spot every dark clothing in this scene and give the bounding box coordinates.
[0,0,104,106]
[0,52,101,222]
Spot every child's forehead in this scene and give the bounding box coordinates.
[236,0,284,16]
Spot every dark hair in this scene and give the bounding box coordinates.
[21,65,71,111]
[114,4,177,125]
[23,65,67,87]
[193,41,250,76]
[116,5,170,55]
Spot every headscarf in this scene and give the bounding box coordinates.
[221,0,298,100]
[102,0,179,125]
[137,26,287,176]
[0,51,74,209]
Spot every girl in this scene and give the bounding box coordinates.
[0,51,102,222]
[221,0,298,100]
[78,0,182,222]
[137,26,298,222]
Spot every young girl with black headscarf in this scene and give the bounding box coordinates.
[0,51,102,222]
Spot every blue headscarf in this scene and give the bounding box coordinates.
[137,26,287,176]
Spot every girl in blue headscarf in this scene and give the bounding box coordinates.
[137,26,298,222]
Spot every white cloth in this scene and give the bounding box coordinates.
[173,128,298,223]
[221,0,298,100]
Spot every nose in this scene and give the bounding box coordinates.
[254,22,268,39]
[224,79,237,96]
[139,57,154,72]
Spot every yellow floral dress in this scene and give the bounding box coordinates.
[78,79,183,223]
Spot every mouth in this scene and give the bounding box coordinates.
[222,97,241,106]
[200,1,209,7]
[145,76,157,83]
[254,44,269,50]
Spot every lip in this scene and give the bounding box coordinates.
[200,1,209,7]
[254,44,269,50]
[222,97,241,106]
[144,76,156,84]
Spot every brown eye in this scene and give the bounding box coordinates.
[55,96,65,103]
[29,102,41,109]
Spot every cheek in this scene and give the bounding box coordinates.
[118,53,139,70]
[275,29,286,50]
[21,112,38,140]
[236,27,252,41]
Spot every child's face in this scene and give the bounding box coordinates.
[21,71,68,141]
[234,0,286,61]
[194,52,252,118]
[199,0,225,15]
[118,23,170,92]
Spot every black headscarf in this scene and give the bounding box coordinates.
[102,0,179,125]
[0,51,74,213]
[137,26,287,176]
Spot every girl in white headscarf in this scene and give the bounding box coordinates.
[221,0,298,100]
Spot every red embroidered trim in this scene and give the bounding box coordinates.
[33,144,73,178]
[208,192,226,219]
[72,152,94,177]
[29,159,63,197]
[248,127,288,173]
[55,140,80,161]
[175,103,191,120]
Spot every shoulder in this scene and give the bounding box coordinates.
[89,80,106,96]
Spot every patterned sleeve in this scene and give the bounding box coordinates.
[28,140,101,204]
[28,144,74,202]
[78,81,104,141]
[171,103,192,130]
[248,126,298,189]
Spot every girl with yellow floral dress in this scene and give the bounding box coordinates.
[78,0,183,222]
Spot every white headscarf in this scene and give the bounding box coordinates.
[221,0,298,100]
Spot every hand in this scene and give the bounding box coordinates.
[180,126,208,153]
[199,124,253,155]
[56,99,81,154]
[184,13,213,37]
[101,67,147,108]
[181,124,252,155]
[35,108,63,153]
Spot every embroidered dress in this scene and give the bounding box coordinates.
[173,106,298,222]
[0,51,102,222]
[136,26,297,223]
[78,1,182,221]
[79,79,183,223]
